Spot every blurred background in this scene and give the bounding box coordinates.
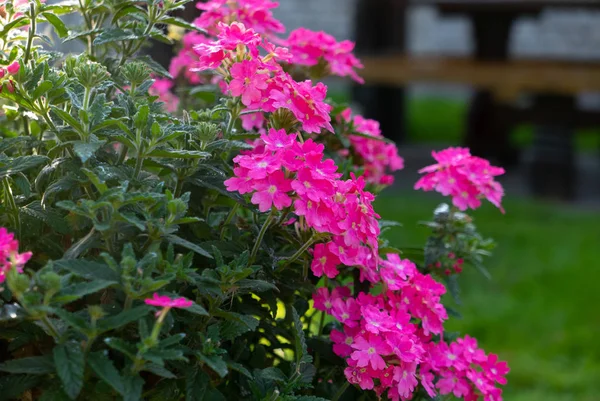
[272,1,600,400]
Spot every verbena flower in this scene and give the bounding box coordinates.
[415,147,505,212]
[0,227,31,284]
[145,293,193,309]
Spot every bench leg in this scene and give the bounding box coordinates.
[529,95,577,200]
[352,0,407,144]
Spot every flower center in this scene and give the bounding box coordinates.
[268,185,277,194]
[368,347,375,355]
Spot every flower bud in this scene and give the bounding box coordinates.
[39,271,61,293]
[0,68,5,79]
[88,305,106,321]
[7,61,19,75]
[8,273,30,295]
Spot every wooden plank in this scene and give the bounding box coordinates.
[412,0,600,12]
[360,56,600,101]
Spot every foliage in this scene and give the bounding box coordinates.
[0,1,508,400]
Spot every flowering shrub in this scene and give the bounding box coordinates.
[0,1,507,400]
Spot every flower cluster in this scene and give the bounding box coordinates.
[169,32,212,84]
[314,254,508,401]
[415,147,505,212]
[149,78,179,113]
[0,61,19,93]
[338,108,404,186]
[225,128,381,280]
[194,0,284,37]
[0,227,32,284]
[192,21,334,134]
[284,28,364,83]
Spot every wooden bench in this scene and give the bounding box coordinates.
[361,56,600,104]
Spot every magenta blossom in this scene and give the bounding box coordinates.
[145,293,193,309]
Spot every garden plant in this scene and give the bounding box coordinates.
[0,1,508,400]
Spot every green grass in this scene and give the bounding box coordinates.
[407,97,600,152]
[375,192,600,401]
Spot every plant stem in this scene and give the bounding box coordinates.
[249,210,276,264]
[282,233,318,268]
[41,315,61,341]
[23,3,36,65]
[332,381,350,401]
[133,152,144,180]
[220,203,240,240]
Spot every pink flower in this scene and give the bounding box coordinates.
[145,293,193,309]
[228,60,269,106]
[415,147,505,212]
[251,170,292,212]
[149,78,179,113]
[311,243,341,278]
[0,228,31,284]
[260,128,296,151]
[351,334,390,370]
[6,61,19,75]
[331,297,360,327]
[217,21,261,50]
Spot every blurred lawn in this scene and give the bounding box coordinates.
[407,97,600,152]
[375,192,600,401]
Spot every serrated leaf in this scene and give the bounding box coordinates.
[0,374,41,401]
[54,280,115,304]
[73,140,106,163]
[104,338,136,360]
[142,363,176,379]
[54,259,120,282]
[122,375,144,401]
[87,352,125,395]
[51,106,84,134]
[0,355,54,374]
[166,234,212,259]
[97,305,152,332]
[0,156,49,179]
[186,302,209,316]
[237,279,277,293]
[94,28,142,45]
[197,353,227,378]
[148,149,211,159]
[185,368,209,401]
[32,80,54,99]
[257,367,286,383]
[135,55,172,79]
[160,16,207,34]
[291,307,312,364]
[53,341,84,400]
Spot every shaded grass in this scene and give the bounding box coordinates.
[407,97,600,152]
[375,191,600,401]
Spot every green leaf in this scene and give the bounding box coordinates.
[147,149,211,159]
[87,352,125,395]
[185,368,209,401]
[54,280,116,304]
[54,259,120,282]
[257,367,287,383]
[50,308,89,333]
[0,355,54,374]
[160,16,207,34]
[73,140,106,163]
[166,234,212,259]
[41,12,69,38]
[32,80,54,99]
[53,341,85,400]
[94,28,142,45]
[122,375,144,401]
[0,156,49,179]
[0,374,41,401]
[217,312,259,341]
[291,307,312,364]
[197,353,227,378]
[237,279,277,293]
[51,106,84,134]
[104,338,136,360]
[135,55,172,79]
[142,363,176,379]
[97,305,152,333]
[186,303,209,316]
